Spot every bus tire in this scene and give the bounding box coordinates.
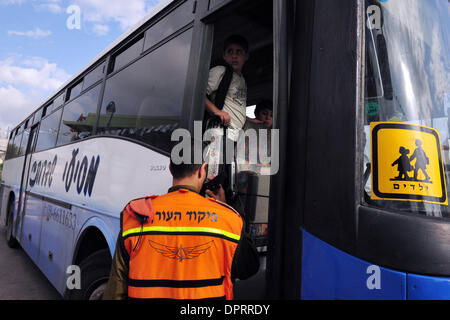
[5,197,19,249]
[65,248,112,300]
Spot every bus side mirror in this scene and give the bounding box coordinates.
[106,101,116,114]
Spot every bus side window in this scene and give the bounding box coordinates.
[98,28,194,153]
[109,35,144,74]
[5,131,17,160]
[66,79,83,102]
[35,108,63,152]
[57,83,101,146]
[31,110,40,127]
[82,62,105,91]
[5,131,14,160]
[52,92,65,114]
[13,132,24,158]
[143,0,195,52]
[18,119,32,157]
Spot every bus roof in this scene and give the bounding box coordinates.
[21,0,174,128]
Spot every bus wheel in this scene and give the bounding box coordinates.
[65,249,111,300]
[5,198,19,249]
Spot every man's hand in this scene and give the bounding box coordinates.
[205,185,226,203]
[205,98,231,127]
[216,111,231,126]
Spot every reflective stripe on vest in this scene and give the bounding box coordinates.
[122,189,243,300]
[122,226,241,243]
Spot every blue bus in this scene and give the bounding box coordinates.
[1,0,449,299]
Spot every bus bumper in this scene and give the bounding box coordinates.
[301,229,450,300]
[407,273,450,300]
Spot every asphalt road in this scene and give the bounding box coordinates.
[0,224,265,300]
[0,226,61,300]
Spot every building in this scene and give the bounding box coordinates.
[0,130,7,164]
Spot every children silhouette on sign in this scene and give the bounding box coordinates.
[410,139,430,181]
[392,146,413,180]
[391,139,431,182]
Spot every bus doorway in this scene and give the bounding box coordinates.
[202,0,286,299]
[16,124,39,257]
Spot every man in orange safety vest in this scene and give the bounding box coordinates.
[103,142,259,300]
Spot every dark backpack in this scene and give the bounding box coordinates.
[204,64,234,129]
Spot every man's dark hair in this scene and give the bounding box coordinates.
[223,34,249,53]
[169,162,202,180]
[169,139,206,180]
[254,99,273,117]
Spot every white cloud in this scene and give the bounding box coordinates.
[1,0,25,4]
[0,56,71,131]
[8,27,52,39]
[0,57,70,91]
[92,24,109,36]
[3,0,62,13]
[36,2,63,13]
[73,0,159,30]
[2,0,162,34]
[0,85,36,131]
[36,0,63,13]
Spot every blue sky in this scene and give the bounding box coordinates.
[0,0,162,138]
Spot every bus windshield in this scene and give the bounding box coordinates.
[363,0,450,217]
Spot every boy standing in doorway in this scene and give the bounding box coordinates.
[205,34,249,140]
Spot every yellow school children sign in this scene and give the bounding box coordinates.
[371,122,447,205]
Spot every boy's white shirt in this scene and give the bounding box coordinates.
[206,65,247,135]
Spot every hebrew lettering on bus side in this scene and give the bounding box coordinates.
[29,162,39,188]
[84,155,100,196]
[76,156,88,194]
[48,156,57,187]
[42,160,49,186]
[29,155,58,188]
[63,149,79,192]
[63,149,100,197]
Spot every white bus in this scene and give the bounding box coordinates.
[1,0,450,300]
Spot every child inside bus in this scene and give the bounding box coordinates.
[237,100,273,175]
[205,34,249,140]
[247,99,273,128]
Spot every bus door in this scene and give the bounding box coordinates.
[16,124,40,261]
[195,0,294,299]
